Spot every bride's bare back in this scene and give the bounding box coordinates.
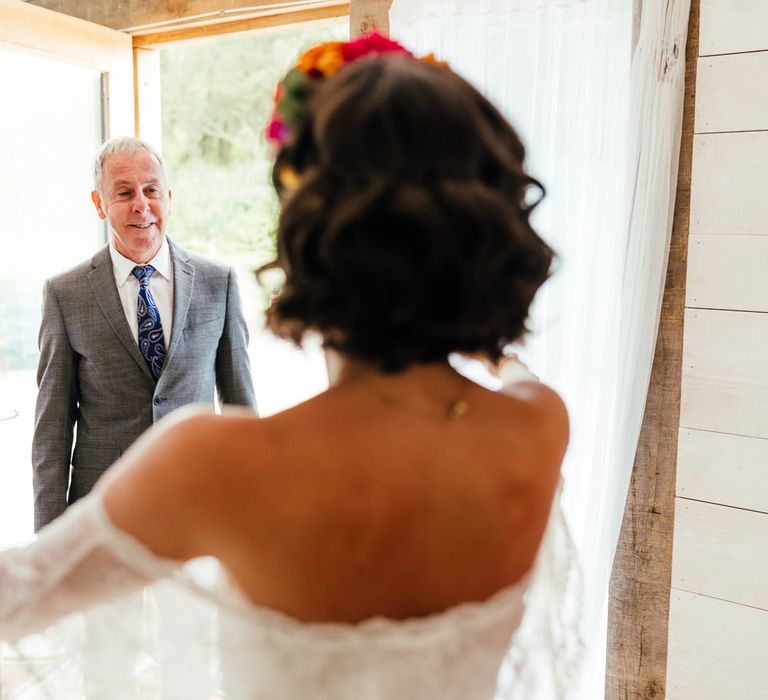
[102,361,567,623]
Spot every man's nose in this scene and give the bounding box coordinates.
[131,193,150,212]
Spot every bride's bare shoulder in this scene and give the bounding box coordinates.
[487,381,569,481]
[100,406,266,556]
[499,381,567,432]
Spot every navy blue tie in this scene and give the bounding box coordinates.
[132,265,166,381]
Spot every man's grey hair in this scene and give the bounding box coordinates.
[94,136,167,195]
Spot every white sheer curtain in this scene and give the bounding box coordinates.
[390,0,690,697]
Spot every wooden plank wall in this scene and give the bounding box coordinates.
[666,1,768,698]
[605,2,699,697]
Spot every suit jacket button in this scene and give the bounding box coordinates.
[153,396,163,406]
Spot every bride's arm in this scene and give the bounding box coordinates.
[0,494,177,641]
[0,407,217,641]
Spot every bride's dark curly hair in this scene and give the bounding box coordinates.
[260,53,554,372]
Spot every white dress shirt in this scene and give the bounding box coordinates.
[109,237,174,346]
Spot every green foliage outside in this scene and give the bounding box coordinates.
[160,21,348,265]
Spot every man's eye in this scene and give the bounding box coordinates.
[117,191,131,197]
[146,188,159,195]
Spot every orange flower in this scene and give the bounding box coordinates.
[298,41,345,77]
[420,53,449,68]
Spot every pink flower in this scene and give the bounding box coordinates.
[341,32,412,63]
[266,115,288,143]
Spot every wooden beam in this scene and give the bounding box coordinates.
[349,0,391,37]
[132,3,348,47]
[25,0,344,31]
[604,0,699,698]
[4,0,131,68]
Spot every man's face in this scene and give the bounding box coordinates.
[91,151,172,264]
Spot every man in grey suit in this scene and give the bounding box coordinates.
[32,136,256,532]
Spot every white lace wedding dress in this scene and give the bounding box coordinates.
[0,488,582,699]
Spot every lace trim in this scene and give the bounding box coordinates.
[3,485,584,699]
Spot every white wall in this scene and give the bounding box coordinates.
[666,2,768,697]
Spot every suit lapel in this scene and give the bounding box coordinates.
[87,246,154,380]
[165,239,195,368]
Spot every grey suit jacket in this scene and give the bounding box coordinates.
[32,238,256,531]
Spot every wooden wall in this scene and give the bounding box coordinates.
[666,2,768,698]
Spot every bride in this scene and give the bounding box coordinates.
[1,34,580,699]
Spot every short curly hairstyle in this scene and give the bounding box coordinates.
[260,53,554,372]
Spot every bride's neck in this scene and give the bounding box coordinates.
[326,353,470,420]
[327,350,453,384]
[325,350,467,403]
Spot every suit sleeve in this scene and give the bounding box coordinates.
[215,268,257,413]
[32,280,78,532]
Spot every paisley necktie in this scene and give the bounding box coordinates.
[132,265,166,381]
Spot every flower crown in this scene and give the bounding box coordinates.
[266,32,445,152]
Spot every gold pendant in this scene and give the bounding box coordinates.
[446,398,469,420]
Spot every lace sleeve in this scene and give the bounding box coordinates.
[0,494,179,641]
[495,486,585,700]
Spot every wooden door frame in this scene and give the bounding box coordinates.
[0,0,134,137]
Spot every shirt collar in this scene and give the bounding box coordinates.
[109,237,172,287]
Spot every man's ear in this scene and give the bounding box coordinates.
[91,190,106,220]
[168,189,172,211]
